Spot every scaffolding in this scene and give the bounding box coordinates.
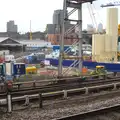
[58,0,96,77]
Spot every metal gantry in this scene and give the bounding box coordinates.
[58,0,96,77]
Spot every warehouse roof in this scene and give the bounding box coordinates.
[19,40,50,45]
[70,0,96,3]
[0,37,21,44]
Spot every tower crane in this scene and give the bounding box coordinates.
[101,1,120,7]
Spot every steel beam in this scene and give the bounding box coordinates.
[78,4,83,72]
[58,0,95,77]
[58,0,66,77]
[66,1,81,8]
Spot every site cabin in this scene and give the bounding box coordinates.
[5,55,15,62]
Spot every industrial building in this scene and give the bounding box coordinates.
[47,9,92,45]
[92,8,118,62]
[47,9,77,45]
[0,37,24,52]
[19,40,52,51]
[53,9,69,25]
[0,37,51,52]
[7,20,18,33]
[53,10,64,25]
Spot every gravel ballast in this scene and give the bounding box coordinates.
[1,92,120,120]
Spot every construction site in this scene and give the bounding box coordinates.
[1,0,120,120]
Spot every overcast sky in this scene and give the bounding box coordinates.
[0,0,119,33]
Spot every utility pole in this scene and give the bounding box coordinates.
[30,20,32,40]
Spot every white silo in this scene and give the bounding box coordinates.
[106,8,118,62]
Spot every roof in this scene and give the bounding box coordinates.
[69,0,96,3]
[0,37,10,43]
[19,40,51,45]
[0,37,21,44]
[0,44,23,46]
[70,0,96,2]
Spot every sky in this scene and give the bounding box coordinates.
[0,0,120,33]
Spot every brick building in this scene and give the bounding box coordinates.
[47,32,79,45]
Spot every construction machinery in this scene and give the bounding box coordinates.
[26,66,37,74]
[90,65,107,77]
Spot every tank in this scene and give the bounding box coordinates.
[106,8,118,55]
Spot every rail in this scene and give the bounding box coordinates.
[0,73,118,93]
[1,81,120,105]
[1,80,120,113]
[11,73,115,85]
[55,104,120,120]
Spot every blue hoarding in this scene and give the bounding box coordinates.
[46,58,120,72]
[13,63,26,75]
[0,64,5,76]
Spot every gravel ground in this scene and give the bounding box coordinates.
[83,112,120,120]
[1,91,120,120]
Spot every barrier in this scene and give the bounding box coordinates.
[46,58,120,72]
[82,67,88,74]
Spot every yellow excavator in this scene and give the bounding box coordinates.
[90,66,107,77]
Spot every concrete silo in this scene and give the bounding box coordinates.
[92,34,105,61]
[106,8,118,62]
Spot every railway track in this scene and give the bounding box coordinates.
[1,89,120,120]
[12,75,120,90]
[1,75,120,98]
[56,104,120,120]
[1,81,120,105]
[2,80,120,120]
[1,82,120,119]
[0,75,118,90]
[8,76,120,92]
